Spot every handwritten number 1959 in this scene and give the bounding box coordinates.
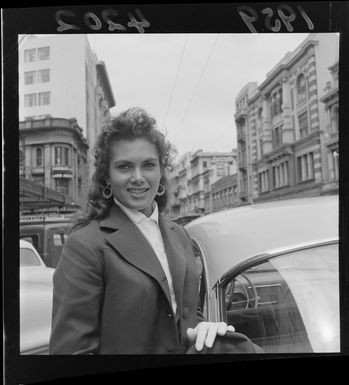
[238,5,314,33]
[55,9,150,33]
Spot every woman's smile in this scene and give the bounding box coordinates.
[127,187,150,199]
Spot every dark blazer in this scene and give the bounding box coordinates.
[49,203,203,354]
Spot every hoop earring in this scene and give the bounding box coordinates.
[156,184,166,196]
[102,183,113,199]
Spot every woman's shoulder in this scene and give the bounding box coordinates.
[68,220,104,243]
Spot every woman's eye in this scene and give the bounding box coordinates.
[144,163,156,169]
[117,164,131,170]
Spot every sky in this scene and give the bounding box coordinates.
[88,33,310,160]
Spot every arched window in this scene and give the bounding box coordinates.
[297,74,307,103]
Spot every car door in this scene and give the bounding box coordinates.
[217,241,339,353]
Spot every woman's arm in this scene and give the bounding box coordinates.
[49,229,104,354]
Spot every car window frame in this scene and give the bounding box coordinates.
[216,238,338,322]
[190,238,212,321]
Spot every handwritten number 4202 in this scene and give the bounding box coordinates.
[56,9,150,33]
[238,5,314,33]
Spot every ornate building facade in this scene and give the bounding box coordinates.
[19,118,89,208]
[235,33,339,204]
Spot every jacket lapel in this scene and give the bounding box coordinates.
[158,215,187,318]
[100,204,173,310]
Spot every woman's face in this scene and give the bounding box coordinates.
[108,138,162,217]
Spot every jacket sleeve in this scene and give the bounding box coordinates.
[49,229,104,354]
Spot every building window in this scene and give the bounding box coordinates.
[259,170,269,192]
[54,146,70,166]
[38,46,50,60]
[38,68,50,83]
[297,74,307,103]
[271,89,283,118]
[272,162,289,189]
[38,91,50,106]
[259,138,263,157]
[331,150,339,181]
[203,161,207,168]
[298,112,309,139]
[24,48,36,63]
[24,71,36,85]
[24,93,37,107]
[272,125,283,148]
[55,178,69,195]
[36,147,43,167]
[217,161,225,176]
[330,105,339,134]
[297,153,314,182]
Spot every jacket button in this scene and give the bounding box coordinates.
[167,313,173,319]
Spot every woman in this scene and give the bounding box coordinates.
[49,107,234,354]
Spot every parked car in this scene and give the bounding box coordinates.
[20,214,72,268]
[185,195,339,353]
[20,239,54,354]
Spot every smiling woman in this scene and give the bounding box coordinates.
[49,107,237,354]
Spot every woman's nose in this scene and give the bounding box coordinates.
[131,167,145,182]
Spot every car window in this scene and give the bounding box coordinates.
[53,233,66,246]
[20,247,42,266]
[20,234,39,251]
[222,243,339,353]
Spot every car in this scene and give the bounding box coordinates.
[20,239,54,354]
[20,214,72,268]
[185,195,339,353]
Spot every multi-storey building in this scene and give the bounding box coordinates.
[235,33,339,203]
[235,82,258,203]
[211,174,239,212]
[19,34,116,180]
[167,150,237,220]
[320,60,339,194]
[167,152,193,220]
[19,117,89,209]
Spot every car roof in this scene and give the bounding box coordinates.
[20,239,46,266]
[185,195,338,286]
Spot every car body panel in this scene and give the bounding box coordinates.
[186,195,338,286]
[185,196,339,353]
[20,240,54,354]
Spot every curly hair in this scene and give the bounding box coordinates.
[71,107,175,231]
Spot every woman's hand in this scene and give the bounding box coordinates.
[187,322,235,351]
